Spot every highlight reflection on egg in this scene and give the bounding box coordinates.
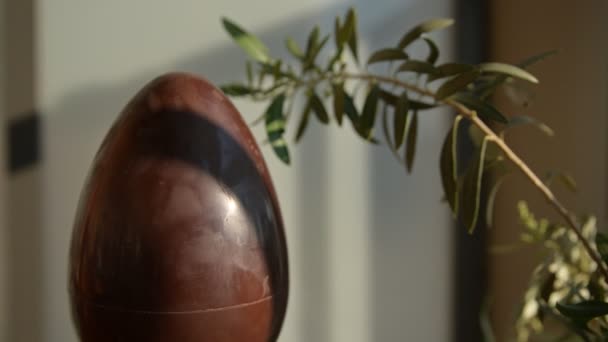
[69,73,289,342]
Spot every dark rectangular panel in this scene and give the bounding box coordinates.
[8,112,40,173]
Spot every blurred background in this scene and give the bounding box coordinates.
[0,0,606,341]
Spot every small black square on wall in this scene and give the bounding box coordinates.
[8,113,40,173]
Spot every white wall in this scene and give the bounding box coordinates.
[36,0,453,341]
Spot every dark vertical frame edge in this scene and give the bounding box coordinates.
[452,0,489,341]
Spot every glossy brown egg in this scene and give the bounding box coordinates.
[69,73,289,341]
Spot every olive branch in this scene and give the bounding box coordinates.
[220,8,608,340]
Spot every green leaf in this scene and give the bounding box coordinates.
[272,60,283,79]
[222,17,270,63]
[259,79,287,95]
[221,83,254,96]
[461,137,490,233]
[405,111,418,173]
[367,48,409,65]
[285,37,304,59]
[478,62,539,83]
[310,92,330,124]
[359,85,380,138]
[305,37,329,71]
[295,98,312,143]
[343,92,359,123]
[423,37,439,64]
[467,125,502,161]
[451,93,508,124]
[305,26,320,59]
[336,13,353,52]
[485,162,509,228]
[410,100,436,110]
[246,61,253,85]
[544,170,577,193]
[332,84,345,125]
[596,232,608,265]
[382,104,395,149]
[438,63,475,75]
[378,89,398,105]
[265,94,290,163]
[518,49,559,68]
[505,115,554,136]
[303,26,330,71]
[440,116,462,215]
[344,8,358,62]
[398,18,454,49]
[378,89,436,110]
[478,50,557,100]
[436,70,481,100]
[334,16,344,50]
[467,123,485,147]
[557,301,608,322]
[428,63,475,82]
[393,92,409,149]
[396,60,438,75]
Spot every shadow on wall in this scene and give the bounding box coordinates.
[15,0,454,341]
[366,1,454,341]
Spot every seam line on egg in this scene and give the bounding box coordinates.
[74,294,274,315]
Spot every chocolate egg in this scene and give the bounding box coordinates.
[69,73,289,341]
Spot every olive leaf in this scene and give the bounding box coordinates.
[461,137,491,233]
[344,8,359,62]
[544,170,577,193]
[428,63,474,82]
[310,92,330,124]
[451,93,508,124]
[303,26,329,71]
[435,69,481,100]
[382,104,395,150]
[334,16,344,50]
[221,84,254,96]
[222,18,270,63]
[405,111,418,173]
[295,96,313,143]
[246,61,253,85]
[285,37,304,59]
[332,83,345,125]
[379,89,436,110]
[398,18,454,49]
[265,94,290,163]
[367,48,409,65]
[556,301,608,323]
[518,49,559,69]
[393,91,409,148]
[478,50,557,100]
[485,161,510,228]
[478,62,539,84]
[359,85,381,139]
[440,116,463,215]
[343,92,359,123]
[305,26,320,59]
[467,124,502,162]
[423,37,439,64]
[397,60,438,75]
[505,115,554,136]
